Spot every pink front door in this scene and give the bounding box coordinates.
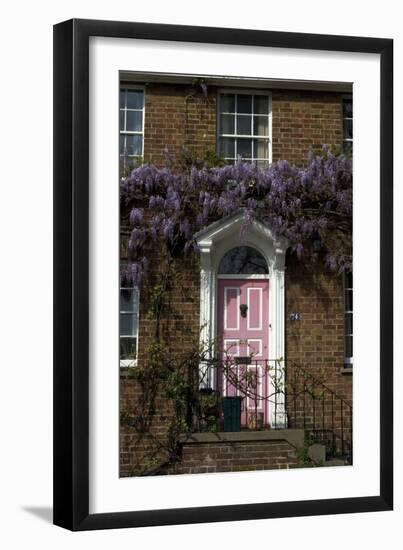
[217,279,269,427]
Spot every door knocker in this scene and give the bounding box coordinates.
[240,304,248,318]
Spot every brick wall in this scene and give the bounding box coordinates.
[285,252,351,396]
[272,90,343,164]
[285,252,352,453]
[140,84,343,167]
[143,83,217,166]
[119,248,201,477]
[120,375,175,476]
[164,439,299,475]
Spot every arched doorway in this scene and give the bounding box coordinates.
[195,212,288,428]
[217,246,270,427]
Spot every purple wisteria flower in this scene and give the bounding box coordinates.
[120,147,352,284]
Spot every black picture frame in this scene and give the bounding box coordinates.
[53,18,393,531]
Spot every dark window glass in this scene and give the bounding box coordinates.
[237,94,252,113]
[119,280,139,363]
[220,93,235,113]
[254,95,269,114]
[126,90,144,109]
[218,92,271,164]
[342,97,353,155]
[237,115,252,135]
[218,246,268,274]
[344,270,353,364]
[237,139,252,159]
[220,114,235,134]
[119,88,144,179]
[219,137,235,158]
[120,337,137,360]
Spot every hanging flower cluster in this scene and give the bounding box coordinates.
[120,147,352,286]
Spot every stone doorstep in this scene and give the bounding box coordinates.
[180,429,305,450]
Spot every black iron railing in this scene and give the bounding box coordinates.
[195,358,352,463]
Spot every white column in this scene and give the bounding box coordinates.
[268,239,287,428]
[199,245,215,389]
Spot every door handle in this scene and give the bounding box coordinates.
[240,304,248,318]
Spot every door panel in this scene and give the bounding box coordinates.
[217,279,269,427]
[224,287,240,330]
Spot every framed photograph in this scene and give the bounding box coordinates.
[53,19,393,530]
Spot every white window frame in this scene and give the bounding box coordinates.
[342,93,353,155]
[343,269,353,367]
[217,88,272,165]
[119,285,140,368]
[119,84,145,178]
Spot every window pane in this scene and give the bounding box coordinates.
[237,94,252,113]
[126,90,143,109]
[237,115,252,135]
[345,335,353,358]
[119,134,125,154]
[256,160,269,168]
[343,99,353,118]
[220,93,235,113]
[254,95,269,114]
[253,116,268,136]
[121,156,140,177]
[343,140,352,156]
[126,110,143,132]
[126,134,142,156]
[218,246,268,274]
[219,137,235,158]
[253,139,269,159]
[120,313,138,336]
[120,337,137,360]
[119,156,126,177]
[237,139,252,159]
[120,288,138,312]
[120,89,126,108]
[345,270,353,288]
[345,288,353,312]
[343,118,352,140]
[220,114,235,134]
[119,110,125,131]
[345,312,352,336]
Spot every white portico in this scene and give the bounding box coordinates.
[195,212,288,428]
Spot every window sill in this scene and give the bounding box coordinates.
[340,365,353,375]
[120,363,137,375]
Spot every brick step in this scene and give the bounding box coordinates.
[323,458,347,467]
[163,430,305,475]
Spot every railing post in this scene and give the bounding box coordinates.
[254,361,258,428]
[274,359,278,428]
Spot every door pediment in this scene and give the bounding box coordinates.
[195,211,288,274]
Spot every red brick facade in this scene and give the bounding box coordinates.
[138,83,343,167]
[143,83,217,166]
[272,91,342,163]
[164,439,299,475]
[120,81,352,477]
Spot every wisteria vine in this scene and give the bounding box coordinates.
[120,147,352,286]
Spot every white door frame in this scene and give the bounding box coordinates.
[195,212,288,428]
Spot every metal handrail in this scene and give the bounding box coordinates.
[195,357,352,462]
